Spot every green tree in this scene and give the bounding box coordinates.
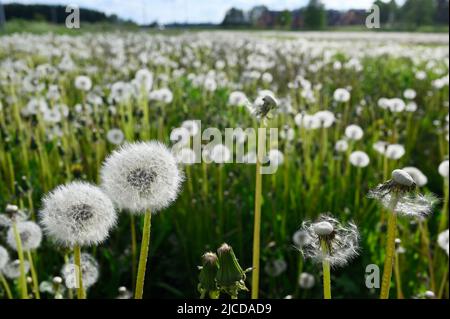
[400,0,435,27]
[277,10,292,29]
[304,0,326,30]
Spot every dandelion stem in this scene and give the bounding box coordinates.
[393,251,404,299]
[130,214,137,291]
[74,245,86,299]
[380,194,399,299]
[251,126,265,299]
[320,240,332,299]
[135,210,152,299]
[0,273,13,299]
[27,250,40,299]
[438,263,449,299]
[12,222,28,299]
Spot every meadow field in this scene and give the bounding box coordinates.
[0,30,448,299]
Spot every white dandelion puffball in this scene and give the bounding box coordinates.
[74,75,92,91]
[3,259,30,279]
[300,215,360,268]
[345,124,364,141]
[388,98,406,113]
[373,141,388,155]
[349,151,370,168]
[335,140,349,153]
[403,167,428,187]
[268,149,284,167]
[106,128,125,145]
[404,89,417,100]
[0,246,9,270]
[40,182,117,247]
[134,68,153,91]
[292,230,312,249]
[438,229,449,256]
[385,144,405,160]
[210,144,231,164]
[181,120,200,136]
[439,160,449,179]
[333,88,351,103]
[101,141,183,213]
[228,91,248,106]
[264,259,287,277]
[62,253,99,289]
[175,148,196,165]
[298,272,315,289]
[7,221,42,251]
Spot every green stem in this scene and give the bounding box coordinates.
[135,210,152,299]
[0,273,13,299]
[12,222,28,299]
[321,240,331,299]
[380,195,399,299]
[27,250,40,299]
[394,251,404,299]
[74,245,86,299]
[438,262,449,299]
[130,214,137,291]
[251,127,264,299]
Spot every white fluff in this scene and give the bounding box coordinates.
[101,141,183,214]
[0,245,9,270]
[39,182,117,247]
[7,221,42,251]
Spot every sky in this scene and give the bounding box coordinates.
[3,0,402,24]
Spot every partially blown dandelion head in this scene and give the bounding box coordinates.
[247,94,278,120]
[7,221,42,251]
[101,141,183,213]
[62,253,99,289]
[0,245,9,270]
[368,169,436,218]
[40,182,117,247]
[300,215,359,268]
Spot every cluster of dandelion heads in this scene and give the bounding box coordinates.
[299,215,360,268]
[368,169,437,218]
[0,245,9,271]
[7,221,42,251]
[62,253,99,289]
[39,182,117,247]
[100,141,183,213]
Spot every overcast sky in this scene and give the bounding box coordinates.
[3,0,402,24]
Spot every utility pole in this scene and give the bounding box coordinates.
[0,0,6,30]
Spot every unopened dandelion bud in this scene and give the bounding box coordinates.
[216,243,248,298]
[198,252,219,299]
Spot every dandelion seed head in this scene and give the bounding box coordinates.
[264,259,287,277]
[300,215,360,268]
[101,141,183,213]
[62,253,99,289]
[315,110,335,128]
[228,91,248,107]
[402,167,428,187]
[74,75,92,91]
[335,139,349,153]
[438,229,449,256]
[349,151,370,168]
[106,128,125,145]
[268,149,284,167]
[345,124,364,141]
[385,144,405,160]
[7,221,42,251]
[39,182,117,247]
[298,272,315,289]
[3,259,30,279]
[333,88,351,103]
[438,160,449,179]
[292,229,312,249]
[0,245,9,270]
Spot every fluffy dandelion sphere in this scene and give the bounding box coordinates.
[403,89,417,100]
[74,75,92,91]
[402,167,428,187]
[438,160,449,179]
[349,151,370,168]
[268,149,284,167]
[292,230,311,249]
[333,88,351,103]
[106,128,125,145]
[3,259,30,279]
[101,141,183,213]
[264,259,287,277]
[345,124,364,141]
[7,221,42,251]
[385,144,405,160]
[0,245,9,270]
[62,253,99,289]
[438,229,449,256]
[40,182,117,247]
[300,215,360,267]
[298,272,315,289]
[335,140,349,153]
[228,91,248,106]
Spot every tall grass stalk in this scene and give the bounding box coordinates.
[135,210,152,299]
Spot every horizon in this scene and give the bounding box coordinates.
[2,0,405,25]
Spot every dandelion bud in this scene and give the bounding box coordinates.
[392,169,415,187]
[216,243,248,298]
[198,252,220,299]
